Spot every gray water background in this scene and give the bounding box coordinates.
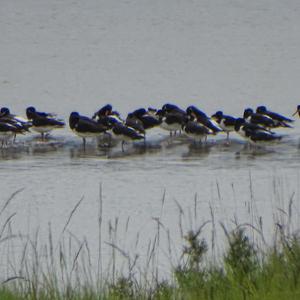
[1,0,300,279]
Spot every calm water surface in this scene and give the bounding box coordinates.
[1,0,300,279]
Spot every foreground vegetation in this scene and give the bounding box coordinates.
[1,227,300,299]
[1,188,300,299]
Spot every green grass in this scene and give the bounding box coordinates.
[1,227,300,299]
[1,186,300,299]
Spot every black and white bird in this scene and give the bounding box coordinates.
[0,107,31,127]
[256,106,293,127]
[235,118,273,138]
[235,118,281,145]
[125,113,145,135]
[131,108,161,130]
[182,120,212,144]
[243,108,280,129]
[26,106,57,119]
[0,121,23,147]
[186,106,222,134]
[0,107,31,141]
[211,111,237,141]
[156,109,187,136]
[246,130,282,146]
[107,118,145,152]
[69,112,107,148]
[26,106,65,140]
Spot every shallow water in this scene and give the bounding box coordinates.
[1,0,300,280]
[1,130,300,278]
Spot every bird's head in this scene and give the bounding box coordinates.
[0,107,10,117]
[243,108,253,119]
[256,106,267,114]
[211,111,223,121]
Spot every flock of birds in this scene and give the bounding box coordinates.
[0,104,300,152]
